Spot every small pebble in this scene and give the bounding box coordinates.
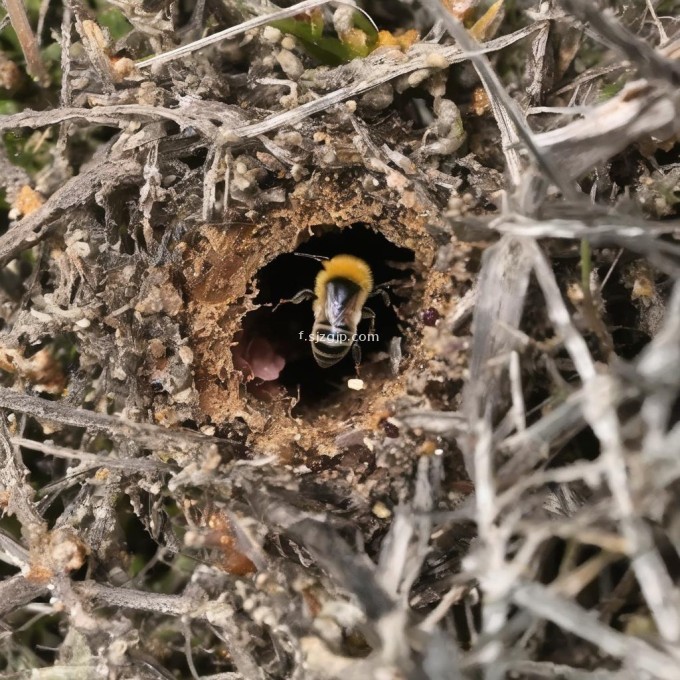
[426,53,448,69]
[347,378,365,391]
[407,69,431,88]
[262,26,282,43]
[372,501,392,519]
[276,49,304,80]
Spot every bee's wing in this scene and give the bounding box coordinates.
[325,280,362,327]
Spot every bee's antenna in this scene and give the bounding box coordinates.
[293,252,329,262]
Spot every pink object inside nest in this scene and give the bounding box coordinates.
[233,335,286,382]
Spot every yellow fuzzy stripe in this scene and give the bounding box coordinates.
[314,254,373,299]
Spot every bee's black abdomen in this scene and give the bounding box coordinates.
[311,322,352,367]
[313,345,350,368]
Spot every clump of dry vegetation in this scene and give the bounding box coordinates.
[1,0,680,678]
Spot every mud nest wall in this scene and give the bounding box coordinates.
[183,173,460,457]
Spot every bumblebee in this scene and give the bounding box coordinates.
[283,254,378,368]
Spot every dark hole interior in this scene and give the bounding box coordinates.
[233,225,416,411]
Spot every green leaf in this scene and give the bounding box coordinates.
[598,80,625,102]
[270,10,378,66]
[98,8,133,41]
[0,99,21,114]
[270,18,352,65]
[353,11,378,43]
[2,128,52,174]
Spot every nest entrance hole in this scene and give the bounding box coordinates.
[233,225,416,414]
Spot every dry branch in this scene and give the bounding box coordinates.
[0,387,236,457]
[513,582,680,680]
[0,574,50,618]
[4,0,50,86]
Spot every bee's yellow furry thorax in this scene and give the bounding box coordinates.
[314,255,373,300]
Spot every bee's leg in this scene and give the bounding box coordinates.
[351,341,362,373]
[272,289,315,311]
[369,286,393,307]
[289,289,315,304]
[361,307,376,334]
